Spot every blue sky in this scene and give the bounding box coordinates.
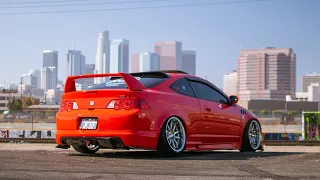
[0,0,319,91]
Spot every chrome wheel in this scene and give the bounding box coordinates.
[165,117,186,153]
[248,120,261,150]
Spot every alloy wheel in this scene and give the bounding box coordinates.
[248,120,261,150]
[165,117,186,153]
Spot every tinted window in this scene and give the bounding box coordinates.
[170,78,196,97]
[189,81,228,104]
[87,77,167,90]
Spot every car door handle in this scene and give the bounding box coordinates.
[205,108,211,112]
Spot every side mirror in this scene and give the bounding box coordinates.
[229,95,238,105]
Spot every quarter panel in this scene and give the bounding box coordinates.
[131,89,203,142]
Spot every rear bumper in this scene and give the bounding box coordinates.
[56,130,159,150]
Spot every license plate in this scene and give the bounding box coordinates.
[79,118,98,130]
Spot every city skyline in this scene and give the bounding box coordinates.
[7,44,319,90]
[6,41,316,91]
[1,0,319,91]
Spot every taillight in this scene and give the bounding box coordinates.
[59,100,76,112]
[106,98,150,110]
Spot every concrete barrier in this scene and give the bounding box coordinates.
[0,130,56,139]
[0,123,56,131]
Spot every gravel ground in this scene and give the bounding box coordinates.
[0,144,319,180]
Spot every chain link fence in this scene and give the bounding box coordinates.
[0,111,57,123]
[252,110,303,125]
[0,110,304,125]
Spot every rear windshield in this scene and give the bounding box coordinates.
[87,77,167,90]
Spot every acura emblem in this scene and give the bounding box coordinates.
[90,101,94,106]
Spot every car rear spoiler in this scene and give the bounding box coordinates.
[64,73,146,93]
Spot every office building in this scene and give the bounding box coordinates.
[182,50,196,75]
[154,41,182,70]
[139,52,160,72]
[46,89,63,105]
[94,30,110,84]
[296,83,320,102]
[0,92,31,113]
[21,71,37,88]
[66,50,86,76]
[43,50,58,83]
[84,64,95,85]
[237,47,296,100]
[85,64,95,74]
[30,70,41,89]
[223,70,238,96]
[43,50,58,68]
[301,72,320,92]
[41,67,57,91]
[131,53,140,73]
[110,39,129,73]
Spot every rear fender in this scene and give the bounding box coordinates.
[154,108,189,132]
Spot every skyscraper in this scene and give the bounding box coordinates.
[110,39,129,73]
[30,70,41,89]
[139,52,160,72]
[237,48,296,100]
[85,64,95,86]
[94,30,110,84]
[43,50,58,85]
[154,41,182,70]
[182,50,196,75]
[85,64,95,74]
[131,53,140,73]
[43,50,58,68]
[223,70,238,96]
[41,67,57,91]
[66,50,86,76]
[301,72,320,92]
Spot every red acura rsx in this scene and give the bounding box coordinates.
[56,70,264,155]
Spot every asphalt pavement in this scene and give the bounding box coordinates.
[0,144,319,180]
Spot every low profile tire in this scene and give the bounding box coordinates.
[72,141,100,154]
[157,116,186,156]
[240,119,261,152]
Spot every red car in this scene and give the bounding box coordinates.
[56,70,264,155]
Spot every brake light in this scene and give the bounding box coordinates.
[106,98,150,110]
[59,100,74,112]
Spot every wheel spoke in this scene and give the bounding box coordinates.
[167,134,174,140]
